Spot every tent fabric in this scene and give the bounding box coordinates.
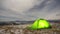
[30,18,51,30]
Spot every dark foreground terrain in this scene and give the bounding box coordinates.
[0,23,60,34]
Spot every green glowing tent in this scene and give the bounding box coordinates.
[29,18,51,30]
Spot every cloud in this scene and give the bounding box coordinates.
[0,0,40,21]
[25,0,60,20]
[0,0,60,21]
[1,0,38,13]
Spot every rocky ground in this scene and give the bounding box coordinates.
[0,23,60,34]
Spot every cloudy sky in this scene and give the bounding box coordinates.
[0,0,60,21]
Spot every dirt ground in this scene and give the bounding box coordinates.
[0,23,60,34]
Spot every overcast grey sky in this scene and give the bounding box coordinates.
[0,0,60,21]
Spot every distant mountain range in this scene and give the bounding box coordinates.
[0,20,60,25]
